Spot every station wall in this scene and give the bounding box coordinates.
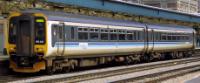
[0,19,6,55]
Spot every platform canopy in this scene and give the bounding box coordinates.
[44,0,200,23]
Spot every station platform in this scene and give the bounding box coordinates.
[185,73,200,83]
[0,54,9,61]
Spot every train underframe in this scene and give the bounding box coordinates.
[43,49,194,74]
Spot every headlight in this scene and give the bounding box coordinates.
[36,48,44,52]
[9,48,15,51]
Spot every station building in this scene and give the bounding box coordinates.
[117,0,199,13]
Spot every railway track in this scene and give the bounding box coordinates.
[113,64,200,83]
[9,56,200,83]
[0,72,46,83]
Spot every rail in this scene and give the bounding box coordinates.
[9,56,200,83]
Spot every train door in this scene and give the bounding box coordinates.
[147,28,154,53]
[194,28,200,49]
[196,35,200,48]
[0,23,3,54]
[56,23,65,56]
[16,16,34,57]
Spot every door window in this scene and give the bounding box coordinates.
[9,17,17,44]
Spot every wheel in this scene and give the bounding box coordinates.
[7,68,15,75]
[160,54,165,60]
[125,57,132,65]
[149,55,154,61]
[140,55,150,62]
[62,67,70,73]
[178,52,183,58]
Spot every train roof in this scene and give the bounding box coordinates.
[147,24,194,33]
[22,9,193,33]
[23,9,145,28]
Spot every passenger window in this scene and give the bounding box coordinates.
[167,35,171,40]
[119,34,125,40]
[90,33,99,40]
[179,36,182,40]
[89,28,99,40]
[110,29,117,40]
[127,34,133,40]
[186,36,189,40]
[181,36,184,40]
[162,34,167,40]
[78,27,88,40]
[78,32,88,40]
[101,29,109,40]
[183,36,186,40]
[101,33,108,40]
[127,31,133,40]
[184,36,189,40]
[110,34,117,40]
[172,35,176,40]
[118,30,126,40]
[177,36,180,40]
[83,28,88,31]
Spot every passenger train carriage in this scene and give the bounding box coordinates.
[6,9,195,73]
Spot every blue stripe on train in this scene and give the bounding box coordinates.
[54,42,191,47]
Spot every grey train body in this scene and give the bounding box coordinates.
[38,11,194,58]
[19,10,195,73]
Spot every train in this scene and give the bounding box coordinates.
[5,9,197,73]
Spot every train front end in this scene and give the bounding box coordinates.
[7,12,47,73]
